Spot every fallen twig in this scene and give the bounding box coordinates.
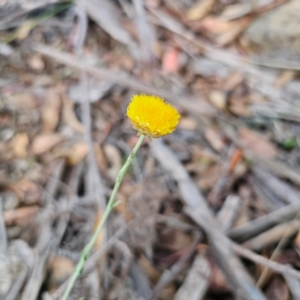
[227,201,300,241]
[243,220,300,251]
[231,241,300,281]
[0,197,7,254]
[152,232,200,299]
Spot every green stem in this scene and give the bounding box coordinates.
[61,135,145,300]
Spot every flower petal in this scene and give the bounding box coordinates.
[127,94,180,138]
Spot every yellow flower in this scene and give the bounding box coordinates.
[127,94,180,138]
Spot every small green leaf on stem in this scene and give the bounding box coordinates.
[282,137,297,149]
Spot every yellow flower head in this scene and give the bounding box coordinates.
[127,94,180,138]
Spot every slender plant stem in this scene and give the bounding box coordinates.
[61,135,145,300]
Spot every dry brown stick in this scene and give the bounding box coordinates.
[36,159,66,251]
[158,127,300,295]
[152,232,200,299]
[283,268,300,300]
[188,208,300,282]
[132,0,156,64]
[173,251,211,300]
[254,218,294,288]
[128,260,153,299]
[4,267,28,300]
[155,214,196,232]
[104,240,132,300]
[150,139,266,300]
[39,164,83,300]
[21,159,65,300]
[33,44,215,116]
[227,200,300,241]
[250,175,285,211]
[186,208,267,300]
[254,157,300,187]
[173,195,241,300]
[21,253,48,300]
[54,163,84,243]
[208,163,231,208]
[253,167,300,204]
[74,5,106,211]
[84,270,100,300]
[172,196,241,300]
[231,241,300,281]
[0,196,7,255]
[217,195,241,232]
[243,220,300,251]
[208,147,242,208]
